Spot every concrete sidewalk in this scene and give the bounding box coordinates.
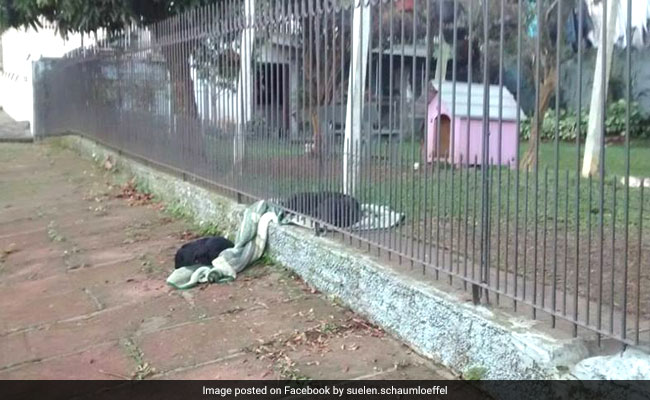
[0,142,465,381]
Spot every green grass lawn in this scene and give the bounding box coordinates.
[525,139,650,179]
[374,138,650,179]
[201,134,650,231]
[207,133,650,178]
[249,136,650,180]
[358,139,650,231]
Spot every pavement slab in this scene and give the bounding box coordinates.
[0,142,463,381]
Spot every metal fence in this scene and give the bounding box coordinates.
[34,0,650,347]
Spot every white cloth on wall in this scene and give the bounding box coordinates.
[589,0,650,48]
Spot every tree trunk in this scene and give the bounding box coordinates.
[162,43,198,118]
[152,22,198,118]
[310,109,322,156]
[521,65,557,168]
[581,0,618,177]
[153,27,202,163]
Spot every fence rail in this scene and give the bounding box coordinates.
[34,0,650,347]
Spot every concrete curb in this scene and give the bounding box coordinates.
[0,120,32,143]
[49,135,650,387]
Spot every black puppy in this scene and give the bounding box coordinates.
[283,192,362,228]
[174,236,234,269]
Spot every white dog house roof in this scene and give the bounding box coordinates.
[430,81,526,122]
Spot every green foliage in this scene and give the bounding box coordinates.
[463,366,488,381]
[2,0,129,34]
[0,0,216,35]
[520,100,650,142]
[164,201,194,220]
[252,254,275,267]
[194,222,222,237]
[0,0,296,35]
[605,99,650,138]
[163,201,229,238]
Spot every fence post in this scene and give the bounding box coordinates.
[343,0,370,196]
[234,0,256,167]
[31,59,54,140]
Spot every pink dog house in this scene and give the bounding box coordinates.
[425,82,524,166]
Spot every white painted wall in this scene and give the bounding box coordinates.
[0,70,32,125]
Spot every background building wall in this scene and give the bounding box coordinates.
[0,24,92,132]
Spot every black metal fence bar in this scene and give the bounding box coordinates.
[34,0,649,347]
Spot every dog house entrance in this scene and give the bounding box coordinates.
[433,115,451,159]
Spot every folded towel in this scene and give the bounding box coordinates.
[166,198,403,290]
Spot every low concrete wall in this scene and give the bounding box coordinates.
[49,135,650,389]
[267,225,589,380]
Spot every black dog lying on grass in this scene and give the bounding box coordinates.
[174,236,234,269]
[283,192,361,229]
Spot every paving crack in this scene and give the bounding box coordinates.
[0,340,117,373]
[150,351,247,379]
[0,301,141,338]
[121,337,155,380]
[83,288,104,311]
[351,365,399,380]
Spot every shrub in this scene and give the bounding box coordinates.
[520,100,650,141]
